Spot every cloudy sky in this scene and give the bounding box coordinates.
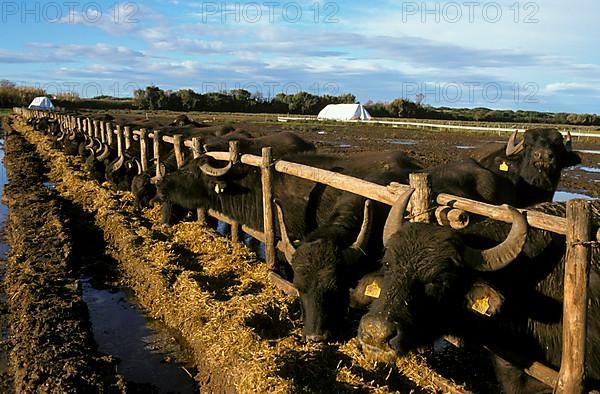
[1,0,598,113]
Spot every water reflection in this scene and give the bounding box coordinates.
[553,191,597,202]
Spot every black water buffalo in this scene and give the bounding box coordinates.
[169,114,203,127]
[159,149,420,341]
[203,131,316,157]
[427,128,580,207]
[358,200,600,393]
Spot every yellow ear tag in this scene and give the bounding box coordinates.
[471,296,491,316]
[364,281,381,299]
[499,162,509,172]
[214,185,222,194]
[293,239,301,247]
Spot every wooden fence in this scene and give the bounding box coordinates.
[14,107,600,394]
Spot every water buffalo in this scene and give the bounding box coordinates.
[203,131,316,157]
[357,200,600,393]
[427,128,580,207]
[157,150,419,343]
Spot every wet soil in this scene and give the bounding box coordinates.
[0,118,197,393]
[1,123,126,392]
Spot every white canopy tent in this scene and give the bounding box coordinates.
[317,103,372,121]
[28,96,55,111]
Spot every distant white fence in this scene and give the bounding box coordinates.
[277,116,600,139]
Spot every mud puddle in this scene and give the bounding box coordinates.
[553,191,597,202]
[384,138,418,145]
[579,166,600,174]
[65,198,198,393]
[81,278,197,393]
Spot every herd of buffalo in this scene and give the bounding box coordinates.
[26,111,599,393]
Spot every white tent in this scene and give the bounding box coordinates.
[317,103,371,121]
[28,96,55,111]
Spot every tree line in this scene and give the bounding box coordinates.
[2,81,599,126]
[131,86,357,114]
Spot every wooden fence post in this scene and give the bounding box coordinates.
[191,137,202,159]
[191,137,207,224]
[261,147,276,269]
[409,173,432,223]
[93,120,99,139]
[98,121,105,142]
[173,134,185,168]
[106,122,113,146]
[124,126,131,151]
[76,117,82,133]
[116,125,124,157]
[139,128,148,172]
[556,200,592,394]
[87,118,93,137]
[153,130,161,179]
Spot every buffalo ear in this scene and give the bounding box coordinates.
[349,273,384,310]
[465,281,504,318]
[564,151,581,167]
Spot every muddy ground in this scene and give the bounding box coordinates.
[1,111,598,393]
[1,121,127,392]
[237,118,600,197]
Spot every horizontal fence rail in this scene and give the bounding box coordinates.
[15,107,600,394]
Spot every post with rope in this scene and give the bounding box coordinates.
[556,200,592,394]
[261,147,276,269]
[409,173,432,223]
[191,137,207,224]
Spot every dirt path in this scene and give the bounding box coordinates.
[1,121,126,392]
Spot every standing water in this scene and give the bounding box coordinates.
[0,121,196,393]
[81,278,197,393]
[0,136,11,391]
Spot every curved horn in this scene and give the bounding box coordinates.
[505,130,525,156]
[112,154,125,172]
[84,134,94,149]
[462,205,528,272]
[159,163,167,178]
[134,158,142,175]
[92,138,103,154]
[68,130,77,141]
[349,200,373,254]
[274,199,296,264]
[199,160,233,177]
[564,130,573,152]
[382,188,415,248]
[97,144,110,161]
[56,131,66,142]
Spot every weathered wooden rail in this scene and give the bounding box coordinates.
[15,107,600,394]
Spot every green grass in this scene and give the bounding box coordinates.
[0,108,13,117]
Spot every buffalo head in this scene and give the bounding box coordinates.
[276,190,413,342]
[357,200,527,362]
[494,129,580,196]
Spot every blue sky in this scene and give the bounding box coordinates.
[1,0,598,113]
